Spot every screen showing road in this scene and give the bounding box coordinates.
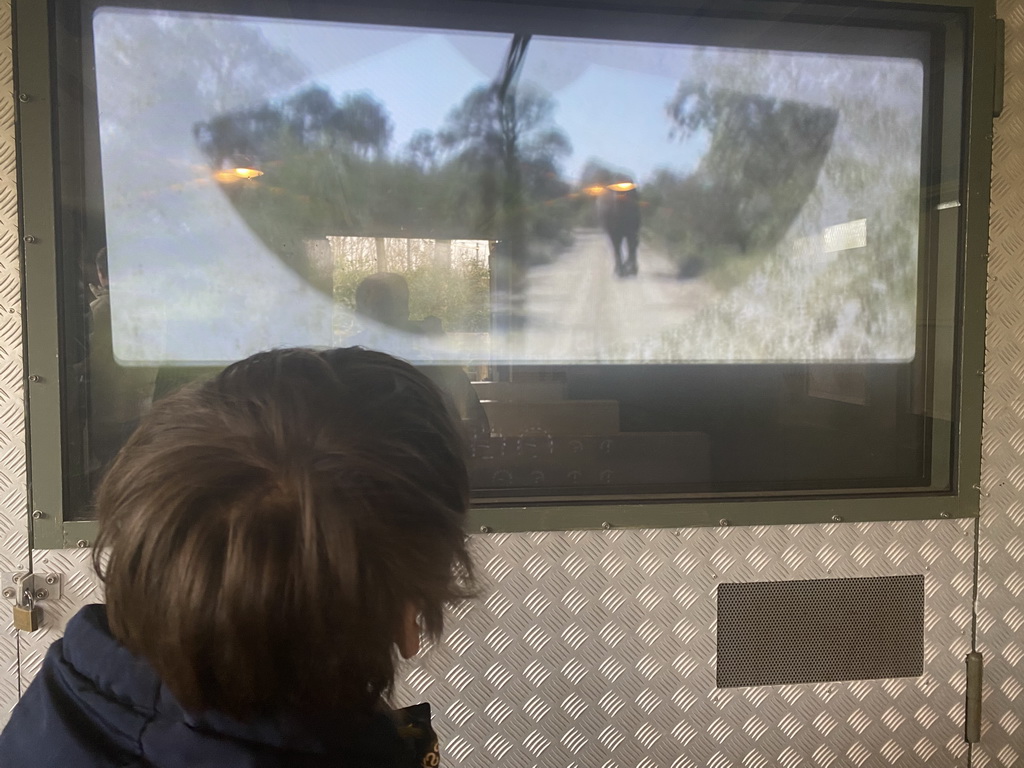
[93,6,925,366]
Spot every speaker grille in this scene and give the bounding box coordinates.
[717,575,924,688]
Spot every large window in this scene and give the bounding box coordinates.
[17,0,996,544]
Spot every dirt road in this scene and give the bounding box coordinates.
[512,229,717,362]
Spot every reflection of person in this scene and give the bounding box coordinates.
[346,272,426,359]
[0,347,476,767]
[353,273,489,437]
[355,272,414,331]
[87,247,158,470]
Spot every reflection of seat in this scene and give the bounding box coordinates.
[481,400,620,437]
[468,432,712,488]
[472,381,566,403]
[474,379,623,436]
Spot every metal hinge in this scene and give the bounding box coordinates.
[995,18,1005,118]
[2,572,63,632]
[966,650,983,744]
[1,571,63,604]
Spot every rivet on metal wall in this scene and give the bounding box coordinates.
[719,519,730,527]
[30,510,43,520]
[44,575,56,585]
[832,515,843,523]
[76,540,89,548]
[17,93,30,103]
[22,235,38,244]
[1,589,13,599]
[601,521,612,530]
[478,526,491,534]
[33,589,47,601]
[27,375,41,383]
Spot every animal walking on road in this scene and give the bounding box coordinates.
[596,180,641,277]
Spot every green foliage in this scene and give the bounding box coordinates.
[437,83,573,265]
[617,50,924,362]
[195,82,576,274]
[649,88,839,277]
[195,87,394,165]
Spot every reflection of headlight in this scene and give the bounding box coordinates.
[214,167,264,183]
[607,181,636,192]
[584,185,606,196]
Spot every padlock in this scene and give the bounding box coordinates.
[12,602,41,632]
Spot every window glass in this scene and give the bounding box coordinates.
[54,0,967,517]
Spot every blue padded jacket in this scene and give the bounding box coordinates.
[0,605,422,768]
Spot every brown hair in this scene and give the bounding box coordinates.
[93,347,474,721]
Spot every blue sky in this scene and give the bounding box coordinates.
[260,21,708,184]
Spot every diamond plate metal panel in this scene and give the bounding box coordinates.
[0,6,1010,768]
[394,521,973,767]
[979,3,1024,765]
[0,0,29,723]
[15,523,976,766]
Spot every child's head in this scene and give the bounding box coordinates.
[94,347,474,721]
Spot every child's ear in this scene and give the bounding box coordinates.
[397,603,421,659]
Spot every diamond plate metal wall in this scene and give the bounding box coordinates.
[978,2,1024,765]
[392,521,973,767]
[4,6,1020,768]
[0,0,29,721]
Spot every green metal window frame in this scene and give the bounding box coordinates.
[14,0,998,546]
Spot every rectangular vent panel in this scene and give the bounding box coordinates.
[717,575,924,688]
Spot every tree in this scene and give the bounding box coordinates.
[284,86,337,147]
[438,83,571,251]
[650,43,923,363]
[330,93,394,158]
[193,104,287,169]
[95,12,308,131]
[440,83,569,168]
[654,79,838,275]
[403,131,439,172]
